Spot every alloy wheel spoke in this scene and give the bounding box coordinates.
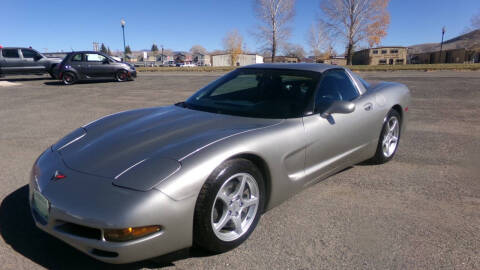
[234,176,247,197]
[389,120,397,132]
[242,196,258,208]
[218,192,232,205]
[232,216,243,234]
[214,213,231,232]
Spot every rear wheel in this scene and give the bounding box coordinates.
[62,72,76,85]
[193,158,265,253]
[370,109,401,164]
[115,70,129,82]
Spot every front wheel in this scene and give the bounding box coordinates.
[193,158,265,253]
[115,70,129,82]
[370,109,401,164]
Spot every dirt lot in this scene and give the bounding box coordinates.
[0,71,479,269]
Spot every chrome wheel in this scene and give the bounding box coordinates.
[211,173,259,242]
[382,116,399,157]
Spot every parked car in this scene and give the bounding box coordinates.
[56,51,136,85]
[178,63,196,67]
[30,63,410,263]
[0,47,62,78]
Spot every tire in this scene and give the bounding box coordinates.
[115,70,129,82]
[193,158,265,253]
[48,71,56,79]
[370,109,401,164]
[62,72,76,85]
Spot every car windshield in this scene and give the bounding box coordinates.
[183,68,321,119]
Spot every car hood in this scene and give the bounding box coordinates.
[56,105,281,181]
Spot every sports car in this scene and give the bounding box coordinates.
[29,63,410,263]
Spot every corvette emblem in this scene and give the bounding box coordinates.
[52,170,66,180]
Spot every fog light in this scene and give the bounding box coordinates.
[103,225,162,242]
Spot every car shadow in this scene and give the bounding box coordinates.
[0,185,211,269]
[0,77,52,82]
[44,79,123,86]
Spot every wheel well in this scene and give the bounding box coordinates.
[230,153,271,211]
[392,104,403,122]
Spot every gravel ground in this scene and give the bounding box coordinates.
[0,71,479,270]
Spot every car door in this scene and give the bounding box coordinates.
[84,53,112,78]
[1,48,23,74]
[20,49,46,74]
[302,69,378,182]
[69,53,84,77]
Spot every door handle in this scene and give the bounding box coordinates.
[363,103,373,111]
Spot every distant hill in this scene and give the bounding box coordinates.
[409,29,480,54]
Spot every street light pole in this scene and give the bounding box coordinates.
[439,26,445,63]
[121,18,126,61]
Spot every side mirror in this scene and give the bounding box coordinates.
[102,58,110,64]
[34,55,42,61]
[320,100,355,118]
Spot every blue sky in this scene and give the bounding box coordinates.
[0,0,478,55]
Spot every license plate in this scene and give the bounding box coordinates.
[33,190,50,221]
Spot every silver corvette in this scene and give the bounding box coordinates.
[29,63,410,263]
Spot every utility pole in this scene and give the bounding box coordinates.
[161,45,164,65]
[439,26,446,63]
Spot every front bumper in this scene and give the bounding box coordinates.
[29,149,195,264]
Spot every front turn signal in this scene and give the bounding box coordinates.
[104,225,162,242]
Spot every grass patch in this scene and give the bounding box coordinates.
[136,63,480,73]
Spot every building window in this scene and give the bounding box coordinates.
[372,50,378,54]
[396,59,404,64]
[379,59,387,65]
[390,49,399,54]
[381,50,387,54]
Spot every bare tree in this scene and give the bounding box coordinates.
[254,0,296,62]
[307,23,331,62]
[282,43,306,59]
[319,0,390,64]
[223,29,243,66]
[190,45,208,55]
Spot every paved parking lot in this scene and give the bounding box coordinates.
[0,71,479,269]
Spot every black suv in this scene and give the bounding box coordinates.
[57,51,136,85]
[0,47,62,78]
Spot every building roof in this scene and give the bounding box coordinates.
[242,63,342,73]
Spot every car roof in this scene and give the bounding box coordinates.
[1,47,37,50]
[67,51,106,54]
[242,63,345,73]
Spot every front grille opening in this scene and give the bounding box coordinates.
[91,248,119,258]
[55,222,101,240]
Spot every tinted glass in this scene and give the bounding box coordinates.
[185,68,321,118]
[2,49,19,58]
[72,54,82,61]
[85,53,106,62]
[21,49,39,58]
[315,70,359,112]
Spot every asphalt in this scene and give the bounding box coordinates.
[0,71,479,269]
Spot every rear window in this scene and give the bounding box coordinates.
[2,49,19,58]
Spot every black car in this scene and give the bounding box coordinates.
[57,51,136,85]
[0,47,62,78]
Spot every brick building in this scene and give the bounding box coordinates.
[353,47,407,65]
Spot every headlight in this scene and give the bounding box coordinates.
[103,225,162,242]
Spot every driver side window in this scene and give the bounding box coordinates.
[315,69,359,112]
